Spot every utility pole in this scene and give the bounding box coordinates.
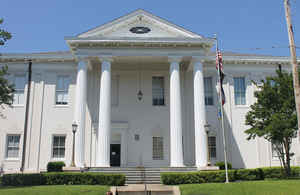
[284,0,300,138]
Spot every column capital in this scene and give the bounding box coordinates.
[75,55,90,62]
[98,56,114,63]
[168,56,182,63]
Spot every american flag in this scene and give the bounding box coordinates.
[216,50,226,105]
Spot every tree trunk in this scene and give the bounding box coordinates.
[284,139,291,176]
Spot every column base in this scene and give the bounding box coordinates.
[62,167,82,172]
[196,166,219,171]
[170,163,185,167]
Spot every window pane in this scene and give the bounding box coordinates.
[6,135,20,158]
[52,136,66,158]
[13,75,26,105]
[234,77,246,105]
[208,136,216,159]
[204,77,213,105]
[152,77,165,106]
[111,77,119,106]
[152,137,164,160]
[56,76,69,105]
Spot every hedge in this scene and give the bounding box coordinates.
[2,172,125,186]
[47,161,65,172]
[161,167,300,185]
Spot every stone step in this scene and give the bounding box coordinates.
[86,167,198,184]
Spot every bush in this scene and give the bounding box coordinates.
[2,173,45,186]
[234,168,263,181]
[215,161,232,170]
[161,170,235,185]
[161,167,300,185]
[47,161,66,172]
[2,172,125,186]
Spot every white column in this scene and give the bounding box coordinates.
[96,57,112,167]
[74,59,87,167]
[193,59,208,168]
[169,57,184,167]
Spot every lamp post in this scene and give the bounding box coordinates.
[71,122,78,167]
[204,122,211,166]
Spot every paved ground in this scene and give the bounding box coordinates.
[111,184,179,195]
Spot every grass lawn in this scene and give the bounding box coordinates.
[0,185,109,195]
[180,180,300,195]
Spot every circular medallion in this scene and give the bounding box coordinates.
[129,26,151,34]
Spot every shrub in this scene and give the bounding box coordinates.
[161,167,300,185]
[161,170,235,185]
[234,168,263,181]
[2,173,45,186]
[2,172,125,186]
[215,161,232,170]
[47,161,66,172]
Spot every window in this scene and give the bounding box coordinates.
[13,75,26,105]
[204,77,214,105]
[52,135,66,159]
[6,135,21,159]
[152,137,164,160]
[234,77,246,105]
[152,77,165,106]
[208,136,217,159]
[56,76,70,105]
[111,76,119,106]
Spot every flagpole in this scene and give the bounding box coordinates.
[215,35,229,183]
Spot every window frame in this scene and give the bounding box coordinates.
[5,134,21,160]
[51,135,66,160]
[208,136,217,160]
[233,77,246,105]
[13,74,26,106]
[204,77,214,106]
[111,75,119,107]
[152,76,165,106]
[152,136,164,160]
[55,75,70,106]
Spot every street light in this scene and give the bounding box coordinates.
[71,122,78,167]
[204,122,211,166]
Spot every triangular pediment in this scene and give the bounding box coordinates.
[78,9,203,39]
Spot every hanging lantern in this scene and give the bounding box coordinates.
[137,90,143,101]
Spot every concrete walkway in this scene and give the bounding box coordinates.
[111,184,180,195]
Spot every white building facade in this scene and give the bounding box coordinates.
[1,10,300,173]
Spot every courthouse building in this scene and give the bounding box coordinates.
[0,9,299,173]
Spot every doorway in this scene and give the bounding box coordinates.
[110,144,121,167]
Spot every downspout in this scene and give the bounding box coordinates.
[20,60,32,172]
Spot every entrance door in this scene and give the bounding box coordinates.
[110,144,121,167]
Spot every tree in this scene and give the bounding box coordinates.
[245,68,298,176]
[0,18,14,106]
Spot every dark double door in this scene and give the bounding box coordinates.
[110,144,121,167]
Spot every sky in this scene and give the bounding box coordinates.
[0,0,299,56]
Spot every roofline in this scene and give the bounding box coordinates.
[1,51,299,65]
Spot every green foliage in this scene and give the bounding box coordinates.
[2,173,45,186]
[245,69,298,176]
[47,161,65,172]
[0,19,12,46]
[0,66,15,106]
[2,172,125,186]
[0,19,14,107]
[215,161,232,170]
[161,167,300,185]
[161,170,235,185]
[234,168,263,181]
